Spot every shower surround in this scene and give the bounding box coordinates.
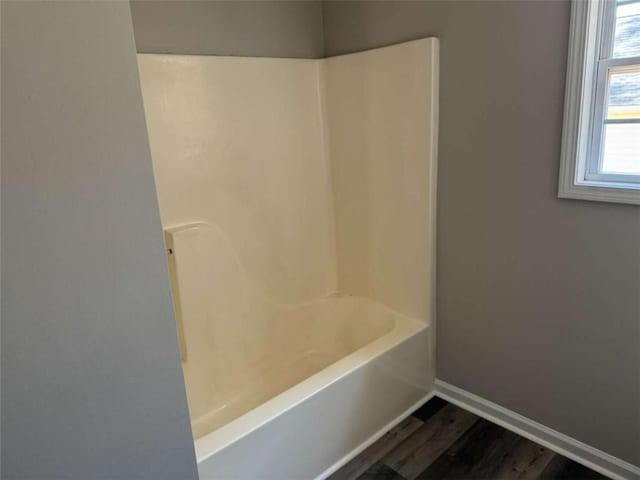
[137,38,438,479]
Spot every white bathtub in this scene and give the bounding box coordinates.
[195,316,432,479]
[166,222,434,478]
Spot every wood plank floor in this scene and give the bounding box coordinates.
[328,398,611,480]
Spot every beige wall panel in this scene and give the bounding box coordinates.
[137,54,338,303]
[324,39,439,324]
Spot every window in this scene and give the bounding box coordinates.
[559,0,640,204]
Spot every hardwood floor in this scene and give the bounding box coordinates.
[328,398,610,480]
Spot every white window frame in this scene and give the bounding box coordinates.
[559,0,640,204]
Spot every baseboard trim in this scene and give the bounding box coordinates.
[315,391,436,480]
[435,380,640,480]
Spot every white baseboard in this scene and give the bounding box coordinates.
[435,379,640,480]
[315,391,436,480]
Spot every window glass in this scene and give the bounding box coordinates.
[613,0,640,58]
[601,123,640,173]
[602,68,640,174]
[606,69,640,119]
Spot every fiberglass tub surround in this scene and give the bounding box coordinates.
[137,38,438,478]
[166,222,413,440]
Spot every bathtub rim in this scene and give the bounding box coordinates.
[194,314,428,463]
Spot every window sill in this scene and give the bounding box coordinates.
[558,179,640,205]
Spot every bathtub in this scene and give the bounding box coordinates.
[167,222,434,479]
[196,313,432,479]
[138,38,438,478]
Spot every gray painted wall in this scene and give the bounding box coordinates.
[1,1,198,478]
[130,0,324,58]
[323,0,640,466]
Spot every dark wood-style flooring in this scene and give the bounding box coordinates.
[328,398,610,480]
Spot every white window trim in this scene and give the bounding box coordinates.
[558,0,640,205]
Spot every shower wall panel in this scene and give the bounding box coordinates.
[137,55,338,304]
[323,39,439,324]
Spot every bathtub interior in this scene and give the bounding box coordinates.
[169,222,403,438]
[137,38,438,445]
